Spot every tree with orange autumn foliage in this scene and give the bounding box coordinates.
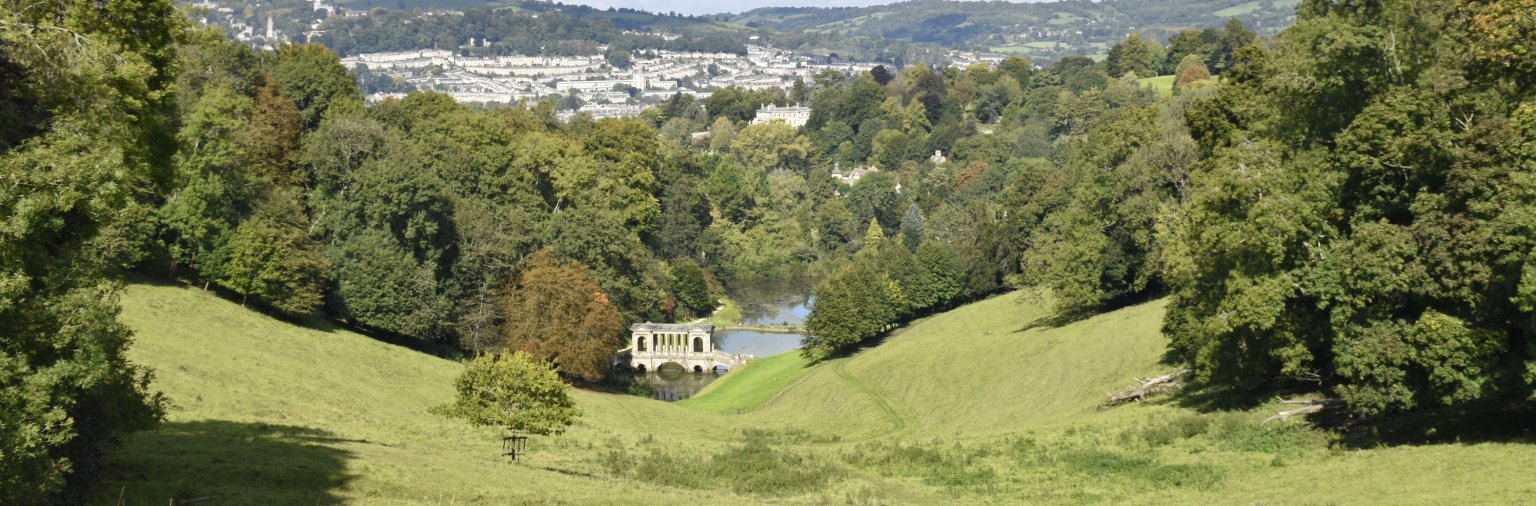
[497,249,624,382]
[246,75,303,186]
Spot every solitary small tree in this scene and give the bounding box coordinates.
[435,352,581,445]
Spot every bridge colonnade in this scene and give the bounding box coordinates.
[637,330,710,354]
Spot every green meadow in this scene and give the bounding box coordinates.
[1213,1,1263,17]
[703,296,742,327]
[101,283,1536,504]
[678,352,811,414]
[1139,75,1176,97]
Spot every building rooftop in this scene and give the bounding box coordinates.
[630,322,715,333]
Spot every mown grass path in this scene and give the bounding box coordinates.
[832,359,909,437]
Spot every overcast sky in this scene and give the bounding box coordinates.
[559,0,935,16]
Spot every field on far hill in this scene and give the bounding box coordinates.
[1139,75,1176,97]
[101,282,1536,504]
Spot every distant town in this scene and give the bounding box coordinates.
[343,44,1008,119]
[190,1,1021,119]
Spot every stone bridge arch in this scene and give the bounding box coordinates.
[621,322,752,374]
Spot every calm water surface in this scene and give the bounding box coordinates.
[634,279,812,401]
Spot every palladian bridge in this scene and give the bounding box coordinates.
[619,322,752,373]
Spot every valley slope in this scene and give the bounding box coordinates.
[101,283,1536,504]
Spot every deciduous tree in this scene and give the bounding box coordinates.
[1,0,181,500]
[271,44,363,130]
[497,250,624,382]
[1107,33,1161,78]
[803,261,903,360]
[246,76,303,185]
[435,351,580,438]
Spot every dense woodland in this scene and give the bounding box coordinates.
[5,0,1536,502]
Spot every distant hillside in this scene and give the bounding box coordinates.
[316,0,1295,60]
[739,0,1299,59]
[270,0,1307,65]
[332,0,752,35]
[315,0,754,57]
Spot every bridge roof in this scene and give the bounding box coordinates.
[630,322,714,333]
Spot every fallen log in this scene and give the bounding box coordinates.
[1263,398,1344,424]
[1263,404,1325,424]
[1102,369,1190,409]
[1278,398,1345,406]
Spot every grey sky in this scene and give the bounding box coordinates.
[559,0,920,16]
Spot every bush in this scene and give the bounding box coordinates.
[1054,449,1222,490]
[603,432,844,497]
[1212,416,1313,454]
[433,351,580,437]
[841,440,999,492]
[1139,414,1213,447]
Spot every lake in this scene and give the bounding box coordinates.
[632,279,812,401]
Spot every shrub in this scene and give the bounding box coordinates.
[433,351,581,438]
[1140,414,1213,447]
[602,434,844,497]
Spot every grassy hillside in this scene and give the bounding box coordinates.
[104,282,737,504]
[1139,75,1176,97]
[678,352,810,414]
[101,282,1536,504]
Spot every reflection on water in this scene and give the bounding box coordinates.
[716,330,802,357]
[635,365,724,401]
[731,278,814,326]
[636,279,813,401]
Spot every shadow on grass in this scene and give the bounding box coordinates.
[123,271,465,359]
[1011,289,1164,334]
[1157,383,1280,413]
[532,465,601,479]
[1159,387,1536,450]
[1012,308,1097,334]
[1325,402,1536,449]
[100,420,356,505]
